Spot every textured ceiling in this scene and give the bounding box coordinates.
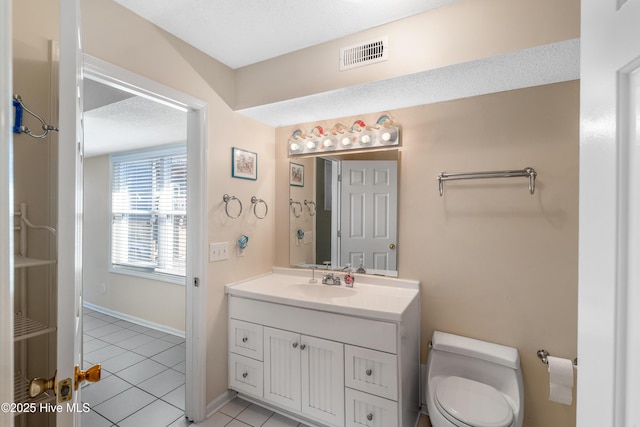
[83,87,187,158]
[113,0,458,69]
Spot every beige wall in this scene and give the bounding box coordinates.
[82,155,186,332]
[235,0,580,110]
[81,0,276,403]
[275,81,579,427]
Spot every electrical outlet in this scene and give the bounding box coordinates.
[209,242,229,262]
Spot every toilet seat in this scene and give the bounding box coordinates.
[435,376,513,427]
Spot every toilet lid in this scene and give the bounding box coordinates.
[435,376,513,427]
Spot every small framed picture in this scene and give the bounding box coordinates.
[232,147,257,180]
[290,162,304,187]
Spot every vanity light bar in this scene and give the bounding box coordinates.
[288,116,400,156]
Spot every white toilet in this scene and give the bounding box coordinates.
[425,331,524,427]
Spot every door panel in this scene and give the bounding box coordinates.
[58,0,83,423]
[301,336,344,426]
[263,327,301,411]
[578,0,640,425]
[341,161,397,272]
[1,1,14,425]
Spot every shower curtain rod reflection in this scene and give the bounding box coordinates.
[12,94,58,139]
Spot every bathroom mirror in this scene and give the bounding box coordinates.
[289,150,398,277]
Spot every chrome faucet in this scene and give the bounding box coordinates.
[322,273,342,286]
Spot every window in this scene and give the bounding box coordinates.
[110,145,187,280]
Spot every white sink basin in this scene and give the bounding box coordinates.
[285,283,357,299]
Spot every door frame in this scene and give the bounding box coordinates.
[578,0,640,425]
[82,55,209,422]
[0,0,14,424]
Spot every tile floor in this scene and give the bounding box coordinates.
[81,306,432,427]
[81,307,186,426]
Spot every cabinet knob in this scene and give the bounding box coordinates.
[366,369,373,376]
[367,413,374,421]
[292,342,298,348]
[300,344,306,350]
[242,372,248,378]
[242,337,248,343]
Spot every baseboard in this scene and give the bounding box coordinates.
[83,301,185,338]
[206,390,238,418]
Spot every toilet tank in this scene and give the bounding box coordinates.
[431,331,520,369]
[427,331,523,415]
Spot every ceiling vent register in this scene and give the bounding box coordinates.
[340,36,388,71]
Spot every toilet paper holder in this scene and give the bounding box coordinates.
[537,349,578,368]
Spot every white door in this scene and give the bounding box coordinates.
[300,335,344,427]
[1,1,15,425]
[578,0,640,425]
[340,161,397,272]
[57,0,86,423]
[263,327,302,411]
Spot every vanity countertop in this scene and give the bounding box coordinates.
[225,267,419,321]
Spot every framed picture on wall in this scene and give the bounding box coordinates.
[290,162,304,187]
[231,147,258,180]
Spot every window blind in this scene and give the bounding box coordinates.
[111,145,187,277]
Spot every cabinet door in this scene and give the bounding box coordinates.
[264,327,301,411]
[301,335,345,427]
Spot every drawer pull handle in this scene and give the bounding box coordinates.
[242,337,248,343]
[300,344,307,350]
[366,369,373,376]
[242,372,248,378]
[367,413,373,421]
[292,342,299,348]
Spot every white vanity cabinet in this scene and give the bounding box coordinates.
[226,268,420,427]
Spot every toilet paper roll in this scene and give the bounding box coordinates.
[547,355,574,405]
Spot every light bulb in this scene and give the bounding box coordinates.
[290,142,300,152]
[341,137,352,146]
[306,141,316,150]
[361,134,371,144]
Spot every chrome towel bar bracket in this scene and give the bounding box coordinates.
[437,167,537,196]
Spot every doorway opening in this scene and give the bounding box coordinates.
[80,55,208,424]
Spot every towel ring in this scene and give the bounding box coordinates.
[290,199,302,218]
[223,194,243,219]
[304,200,316,216]
[251,196,268,219]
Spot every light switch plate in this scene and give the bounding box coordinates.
[210,242,229,262]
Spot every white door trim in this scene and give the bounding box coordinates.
[82,55,209,422]
[0,1,14,425]
[578,0,640,425]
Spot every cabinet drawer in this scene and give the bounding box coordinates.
[345,388,398,427]
[229,319,263,360]
[345,345,397,401]
[229,353,263,398]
